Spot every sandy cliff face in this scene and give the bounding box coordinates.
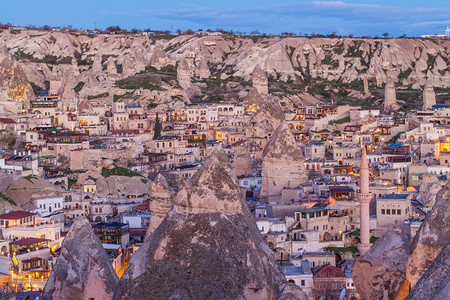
[405,243,450,300]
[406,186,450,288]
[0,55,35,101]
[1,31,448,109]
[113,148,307,300]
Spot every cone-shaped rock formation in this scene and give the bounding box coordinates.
[113,148,307,300]
[260,122,308,201]
[41,216,119,300]
[252,65,268,95]
[146,173,174,237]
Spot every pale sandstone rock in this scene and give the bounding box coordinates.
[384,77,398,111]
[353,231,411,300]
[107,60,117,75]
[5,176,59,210]
[250,97,285,140]
[260,122,308,201]
[92,55,103,73]
[0,55,35,101]
[232,145,253,177]
[252,64,269,95]
[422,82,436,110]
[121,57,135,76]
[150,43,169,69]
[244,88,265,113]
[177,59,193,89]
[41,216,119,300]
[406,186,450,288]
[95,175,151,199]
[113,148,307,300]
[147,173,174,237]
[363,74,370,94]
[194,59,210,79]
[405,243,450,300]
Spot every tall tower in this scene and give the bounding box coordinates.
[357,145,372,255]
[446,25,450,39]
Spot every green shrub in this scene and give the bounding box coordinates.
[329,116,351,125]
[102,167,144,178]
[74,81,85,93]
[88,92,109,100]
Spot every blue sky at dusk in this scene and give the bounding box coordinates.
[1,1,449,36]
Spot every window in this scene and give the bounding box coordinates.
[392,210,396,215]
[301,280,305,286]
[387,209,391,215]
[397,209,401,215]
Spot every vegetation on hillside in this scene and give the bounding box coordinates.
[101,166,144,178]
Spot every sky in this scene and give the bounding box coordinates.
[1,1,450,37]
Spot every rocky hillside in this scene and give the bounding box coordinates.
[1,30,449,110]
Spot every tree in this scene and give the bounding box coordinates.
[57,154,69,166]
[153,112,161,139]
[382,32,389,38]
[106,25,121,33]
[0,131,16,149]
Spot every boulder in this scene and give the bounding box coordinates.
[113,148,307,300]
[352,230,411,300]
[41,217,119,300]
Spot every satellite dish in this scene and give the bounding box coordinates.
[339,288,346,300]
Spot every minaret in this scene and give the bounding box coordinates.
[357,145,372,255]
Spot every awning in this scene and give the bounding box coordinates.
[22,257,43,264]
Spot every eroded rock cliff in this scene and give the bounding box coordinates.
[352,230,411,300]
[113,148,307,300]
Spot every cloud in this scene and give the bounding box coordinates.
[137,1,450,34]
